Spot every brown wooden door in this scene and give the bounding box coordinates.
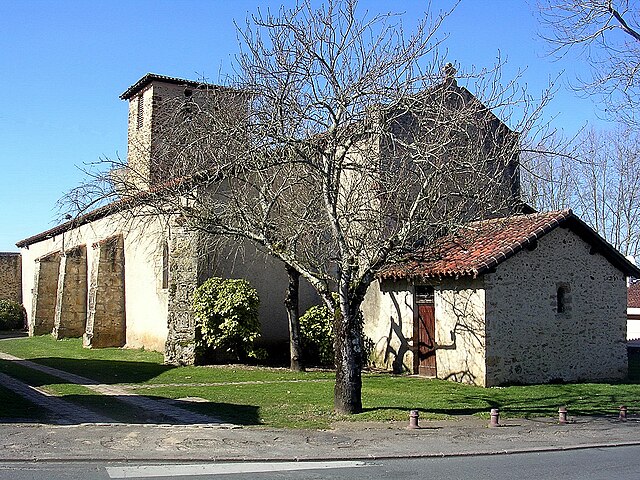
[417,303,437,376]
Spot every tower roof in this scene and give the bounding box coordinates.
[119,73,224,100]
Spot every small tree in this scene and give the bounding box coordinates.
[192,277,263,361]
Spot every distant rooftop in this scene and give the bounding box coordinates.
[629,281,640,308]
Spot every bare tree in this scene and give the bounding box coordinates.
[572,126,640,256]
[284,264,303,371]
[538,0,640,124]
[522,126,640,257]
[65,0,553,414]
[520,132,578,211]
[535,1,640,259]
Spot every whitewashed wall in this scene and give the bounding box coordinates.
[20,212,169,352]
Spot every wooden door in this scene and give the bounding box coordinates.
[415,287,436,377]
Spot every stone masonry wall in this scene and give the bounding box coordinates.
[484,227,628,386]
[53,246,87,339]
[0,253,21,303]
[362,279,415,373]
[165,227,201,365]
[362,277,487,382]
[84,236,126,348]
[30,252,60,335]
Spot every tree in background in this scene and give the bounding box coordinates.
[538,0,640,125]
[532,1,640,258]
[522,126,640,258]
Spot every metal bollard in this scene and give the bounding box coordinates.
[489,408,500,427]
[408,410,420,429]
[619,405,628,421]
[558,406,568,424]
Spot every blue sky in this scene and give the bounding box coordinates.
[0,0,601,252]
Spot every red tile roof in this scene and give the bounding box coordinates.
[629,281,640,308]
[379,210,640,280]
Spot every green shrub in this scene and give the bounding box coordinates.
[300,304,335,366]
[300,300,376,368]
[0,300,25,331]
[192,277,263,361]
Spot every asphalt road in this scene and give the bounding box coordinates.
[2,446,640,480]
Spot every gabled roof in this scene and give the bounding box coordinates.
[119,73,232,100]
[379,210,640,281]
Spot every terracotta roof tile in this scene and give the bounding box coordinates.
[629,281,640,308]
[379,210,640,280]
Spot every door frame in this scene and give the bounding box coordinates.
[414,285,437,376]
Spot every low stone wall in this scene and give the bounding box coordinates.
[0,253,21,304]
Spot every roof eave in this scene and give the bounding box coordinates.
[119,73,237,100]
[565,215,640,278]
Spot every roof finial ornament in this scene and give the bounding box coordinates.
[443,62,457,87]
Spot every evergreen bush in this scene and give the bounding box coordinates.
[299,304,335,366]
[0,300,25,331]
[192,277,264,361]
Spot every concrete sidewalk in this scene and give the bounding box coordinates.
[1,415,639,462]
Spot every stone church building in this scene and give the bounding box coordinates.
[17,74,318,365]
[15,73,639,385]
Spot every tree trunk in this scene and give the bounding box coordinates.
[333,299,363,414]
[285,264,304,372]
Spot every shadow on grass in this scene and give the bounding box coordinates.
[360,405,499,416]
[0,330,28,340]
[0,384,51,424]
[361,381,640,419]
[0,388,261,426]
[0,357,262,426]
[60,395,262,426]
[8,357,175,384]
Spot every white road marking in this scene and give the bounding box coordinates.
[106,460,368,478]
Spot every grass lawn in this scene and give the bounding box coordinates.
[0,335,639,428]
